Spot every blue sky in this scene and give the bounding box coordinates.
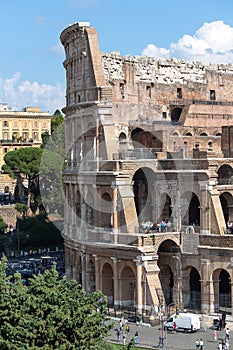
[1,0,233,114]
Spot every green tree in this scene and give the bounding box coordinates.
[0,216,8,234]
[2,147,43,211]
[0,260,112,349]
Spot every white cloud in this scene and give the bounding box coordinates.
[141,21,233,64]
[0,73,65,114]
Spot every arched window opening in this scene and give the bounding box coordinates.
[102,263,114,306]
[217,165,233,185]
[119,132,127,141]
[185,132,192,136]
[200,132,208,136]
[189,267,201,311]
[121,267,135,307]
[171,108,182,122]
[133,168,154,220]
[219,270,231,309]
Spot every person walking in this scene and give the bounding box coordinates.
[199,338,203,350]
[225,327,230,340]
[195,339,200,350]
[134,331,139,345]
[173,321,177,333]
[116,329,120,342]
[214,330,218,341]
[218,342,223,350]
[122,332,126,345]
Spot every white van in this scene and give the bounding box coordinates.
[164,312,201,332]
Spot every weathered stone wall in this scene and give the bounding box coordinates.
[0,206,17,229]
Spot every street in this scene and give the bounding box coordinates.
[108,318,232,349]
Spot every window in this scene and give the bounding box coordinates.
[13,132,18,140]
[33,132,37,141]
[162,111,167,119]
[24,121,27,128]
[23,132,27,140]
[3,121,8,127]
[3,132,8,140]
[34,121,38,128]
[210,90,216,100]
[177,88,182,99]
[4,148,8,153]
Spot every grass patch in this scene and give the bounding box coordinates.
[109,343,150,350]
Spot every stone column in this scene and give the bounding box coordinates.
[111,257,120,307]
[200,259,211,313]
[199,181,211,235]
[136,260,143,310]
[81,250,86,290]
[93,255,100,291]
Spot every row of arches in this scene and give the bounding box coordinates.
[79,165,233,230]
[84,241,232,312]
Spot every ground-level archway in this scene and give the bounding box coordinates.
[120,266,135,307]
[212,269,231,312]
[102,263,114,305]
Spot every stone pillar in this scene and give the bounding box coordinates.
[111,257,120,307]
[200,259,211,313]
[81,251,86,290]
[93,255,100,291]
[136,260,143,310]
[199,182,211,234]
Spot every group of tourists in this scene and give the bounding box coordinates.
[116,318,139,345]
[139,219,173,233]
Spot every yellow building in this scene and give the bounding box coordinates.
[0,103,51,193]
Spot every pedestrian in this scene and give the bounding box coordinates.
[219,318,222,331]
[119,320,123,332]
[116,329,120,341]
[123,332,126,345]
[134,331,139,345]
[218,342,223,350]
[214,330,218,341]
[195,339,200,350]
[125,323,130,333]
[199,338,203,350]
[173,321,177,333]
[225,327,230,340]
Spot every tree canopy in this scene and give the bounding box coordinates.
[0,259,112,349]
[2,147,43,210]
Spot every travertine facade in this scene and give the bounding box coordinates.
[60,22,233,316]
[0,104,51,193]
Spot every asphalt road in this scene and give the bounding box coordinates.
[108,319,231,349]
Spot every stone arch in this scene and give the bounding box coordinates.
[189,267,201,311]
[160,193,172,221]
[181,191,200,226]
[85,191,94,225]
[171,131,180,136]
[157,240,181,306]
[99,192,112,228]
[133,167,155,220]
[102,263,114,305]
[120,266,135,307]
[220,192,233,226]
[185,132,193,136]
[217,164,233,185]
[200,132,208,136]
[158,264,174,305]
[119,132,127,141]
[171,107,182,122]
[131,127,163,150]
[86,259,95,295]
[212,268,231,312]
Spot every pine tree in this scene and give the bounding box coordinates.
[0,260,112,349]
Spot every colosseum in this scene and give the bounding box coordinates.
[60,22,233,318]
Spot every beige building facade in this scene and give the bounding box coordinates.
[60,22,233,316]
[0,103,51,193]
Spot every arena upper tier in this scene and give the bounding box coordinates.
[60,22,233,315]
